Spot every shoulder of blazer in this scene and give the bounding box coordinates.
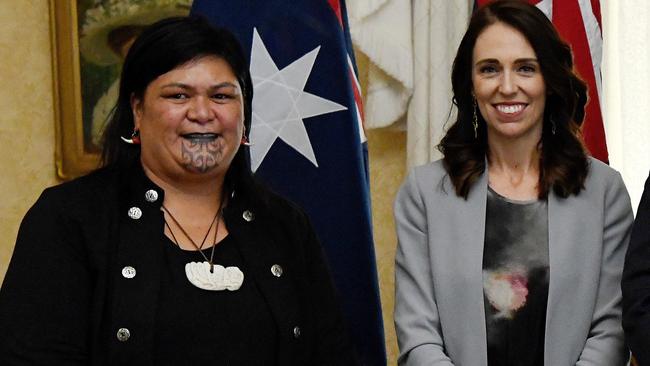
[226,186,315,262]
[411,159,448,181]
[39,165,121,213]
[585,157,622,186]
[234,186,312,233]
[407,158,464,199]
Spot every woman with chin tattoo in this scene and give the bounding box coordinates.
[0,16,358,365]
[394,1,633,365]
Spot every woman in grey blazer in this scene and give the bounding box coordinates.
[394,2,634,365]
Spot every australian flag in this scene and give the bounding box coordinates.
[191,1,386,364]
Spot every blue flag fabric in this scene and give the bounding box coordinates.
[191,1,386,364]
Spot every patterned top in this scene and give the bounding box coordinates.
[483,187,549,366]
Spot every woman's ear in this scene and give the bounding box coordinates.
[130,93,143,130]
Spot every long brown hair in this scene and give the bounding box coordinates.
[439,0,589,199]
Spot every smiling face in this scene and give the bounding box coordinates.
[132,56,244,182]
[472,21,546,144]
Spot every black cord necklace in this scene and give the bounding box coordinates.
[162,204,221,270]
[160,198,244,291]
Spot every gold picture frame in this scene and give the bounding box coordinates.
[50,0,96,179]
[49,0,192,179]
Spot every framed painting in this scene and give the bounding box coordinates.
[49,0,191,179]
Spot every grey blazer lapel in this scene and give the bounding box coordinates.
[463,170,489,366]
[545,191,593,365]
[433,169,488,366]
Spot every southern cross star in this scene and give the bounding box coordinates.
[248,28,347,172]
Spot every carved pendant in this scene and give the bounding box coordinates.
[184,261,244,291]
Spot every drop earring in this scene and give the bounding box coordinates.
[241,126,252,146]
[472,99,479,139]
[551,118,557,135]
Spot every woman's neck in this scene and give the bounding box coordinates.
[142,164,228,250]
[487,135,541,200]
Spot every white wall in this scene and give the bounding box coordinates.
[603,0,650,213]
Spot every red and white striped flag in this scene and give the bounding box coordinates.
[328,0,367,143]
[477,0,608,163]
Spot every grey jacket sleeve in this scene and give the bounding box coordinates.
[394,170,454,366]
[622,173,650,365]
[576,171,633,366]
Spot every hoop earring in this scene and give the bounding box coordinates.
[472,99,479,139]
[120,129,140,144]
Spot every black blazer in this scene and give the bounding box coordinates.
[623,172,650,365]
[0,163,358,365]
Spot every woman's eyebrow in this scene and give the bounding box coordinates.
[475,57,538,65]
[209,82,239,91]
[159,82,239,91]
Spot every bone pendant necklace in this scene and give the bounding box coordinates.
[161,204,243,291]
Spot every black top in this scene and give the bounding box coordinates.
[0,162,359,365]
[155,235,277,365]
[483,188,549,366]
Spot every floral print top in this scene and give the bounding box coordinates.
[483,187,549,366]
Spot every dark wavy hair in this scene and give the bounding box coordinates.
[439,0,589,199]
[99,16,257,197]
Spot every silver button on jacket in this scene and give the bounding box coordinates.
[121,266,136,279]
[271,264,283,277]
[127,207,142,220]
[242,210,255,222]
[293,326,301,338]
[144,189,158,202]
[116,328,130,342]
